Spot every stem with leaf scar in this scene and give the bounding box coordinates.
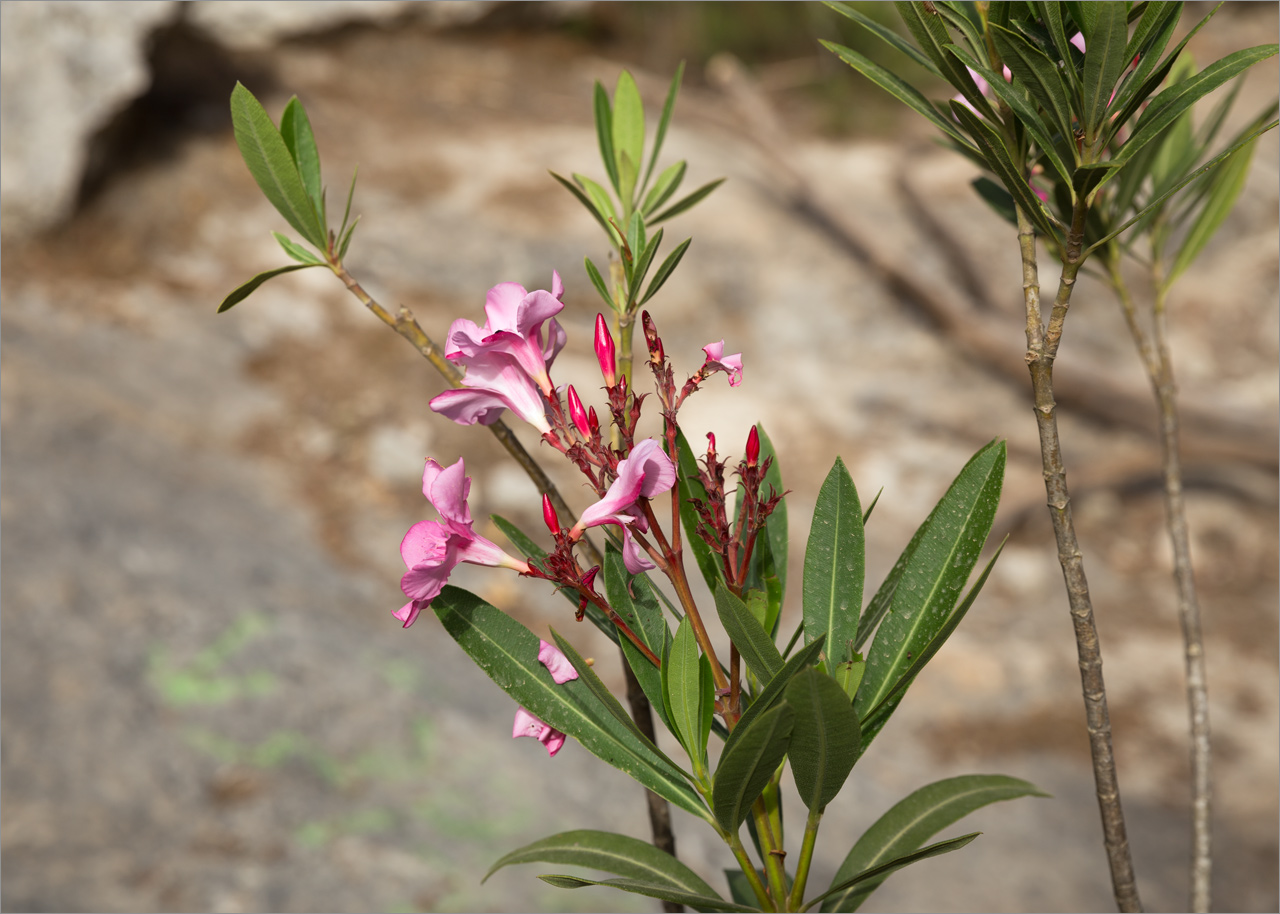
[327,259,681,883]
[1107,258,1212,913]
[1017,203,1141,913]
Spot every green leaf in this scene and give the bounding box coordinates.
[550,170,616,240]
[1033,0,1083,93]
[715,585,784,684]
[971,175,1018,227]
[803,457,865,671]
[712,702,794,832]
[584,256,616,311]
[279,96,323,220]
[670,428,725,591]
[1106,3,1213,136]
[727,636,826,751]
[821,40,977,152]
[987,23,1077,151]
[786,668,861,812]
[574,172,620,227]
[823,2,943,78]
[754,424,788,601]
[641,237,692,305]
[230,83,326,249]
[853,440,1004,750]
[642,160,687,219]
[272,231,324,265]
[811,832,981,912]
[217,264,319,313]
[651,178,726,225]
[640,61,685,199]
[612,71,646,209]
[624,211,646,283]
[664,616,710,768]
[819,774,1048,912]
[536,874,755,912]
[432,588,710,823]
[858,540,1005,746]
[1108,44,1279,181]
[336,216,359,261]
[950,101,1062,240]
[894,1,995,120]
[1086,117,1278,255]
[337,163,358,241]
[1081,1,1130,138]
[1167,133,1256,284]
[486,828,721,899]
[833,653,866,701]
[604,546,672,729]
[593,81,619,195]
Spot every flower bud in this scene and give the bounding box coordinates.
[706,431,717,462]
[567,385,590,437]
[594,314,616,387]
[745,426,760,468]
[641,310,664,364]
[587,406,600,434]
[581,565,600,593]
[542,493,560,536]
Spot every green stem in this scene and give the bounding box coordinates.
[728,832,776,912]
[787,808,822,912]
[752,798,789,910]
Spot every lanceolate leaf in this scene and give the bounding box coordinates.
[728,637,826,755]
[1081,1,1130,139]
[279,96,323,219]
[550,171,617,241]
[987,23,1076,149]
[715,585,784,684]
[894,1,994,121]
[273,231,324,265]
[1166,133,1256,285]
[802,457,864,670]
[824,1,943,78]
[584,256,615,311]
[858,541,1005,748]
[811,832,980,913]
[853,440,1004,747]
[485,829,721,899]
[230,83,326,249]
[641,160,687,219]
[574,172,620,226]
[641,61,685,198]
[664,615,710,767]
[712,702,795,832]
[536,875,754,912]
[821,41,977,152]
[593,81,619,194]
[640,237,692,305]
[218,264,319,313]
[612,71,646,207]
[628,228,665,307]
[651,178,726,225]
[432,588,710,823]
[820,774,1048,912]
[786,668,861,812]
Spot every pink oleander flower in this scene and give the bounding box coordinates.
[512,641,578,757]
[395,458,530,628]
[429,272,568,433]
[569,438,676,573]
[702,340,744,387]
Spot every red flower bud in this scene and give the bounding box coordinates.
[745,426,760,468]
[567,385,590,437]
[706,431,717,461]
[587,406,600,434]
[594,313,616,387]
[581,565,600,593]
[542,493,561,535]
[641,310,664,364]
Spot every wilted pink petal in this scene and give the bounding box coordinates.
[396,458,529,627]
[538,640,579,683]
[513,707,567,756]
[702,340,743,387]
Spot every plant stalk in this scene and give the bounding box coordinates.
[1016,205,1142,912]
[1108,258,1212,912]
[787,807,822,912]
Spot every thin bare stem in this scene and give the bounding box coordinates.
[787,807,823,912]
[728,832,776,912]
[1109,257,1212,912]
[1017,204,1142,913]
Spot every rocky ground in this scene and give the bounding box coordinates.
[2,7,1277,913]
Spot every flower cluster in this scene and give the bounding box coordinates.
[397,272,761,754]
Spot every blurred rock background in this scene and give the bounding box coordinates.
[2,2,1276,911]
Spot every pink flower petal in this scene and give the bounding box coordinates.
[538,640,579,683]
[702,341,744,387]
[513,707,567,756]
